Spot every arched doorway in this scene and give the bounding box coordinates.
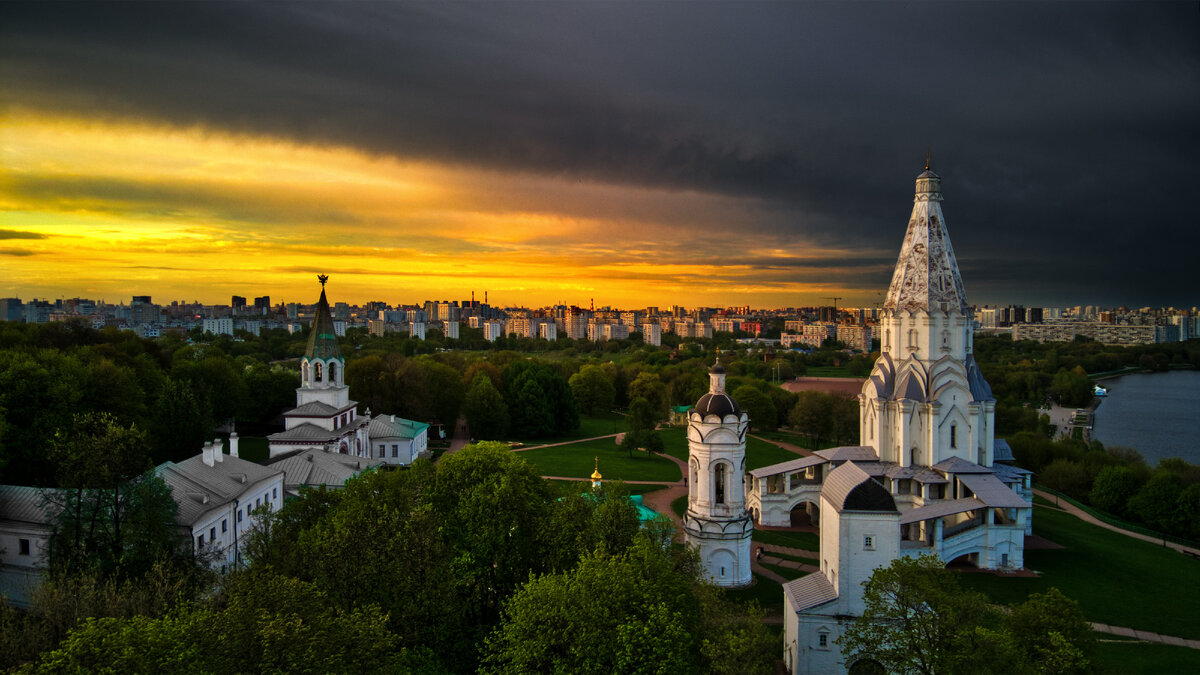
[789,501,819,527]
[946,552,980,569]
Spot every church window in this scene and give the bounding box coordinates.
[210,527,216,542]
[378,444,385,458]
[302,363,309,384]
[720,566,726,577]
[314,363,323,382]
[392,444,399,458]
[950,424,957,448]
[714,463,726,505]
[197,534,204,548]
[329,362,338,382]
[255,498,260,508]
[273,488,278,500]
[19,539,30,556]
[864,535,874,550]
[221,520,227,533]
[237,510,243,523]
[818,632,829,648]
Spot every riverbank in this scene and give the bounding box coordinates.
[1090,369,1200,466]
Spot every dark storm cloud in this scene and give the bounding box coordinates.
[2,1,1197,305]
[0,229,48,240]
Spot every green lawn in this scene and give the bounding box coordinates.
[760,562,808,581]
[802,366,863,378]
[658,426,801,471]
[1093,641,1200,674]
[515,437,681,482]
[671,494,687,519]
[725,573,786,613]
[958,505,1200,640]
[509,412,627,446]
[752,528,820,552]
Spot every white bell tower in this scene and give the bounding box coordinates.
[683,359,753,587]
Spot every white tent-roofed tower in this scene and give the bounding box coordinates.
[861,156,997,470]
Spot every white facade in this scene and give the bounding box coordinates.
[642,322,661,346]
[483,321,505,341]
[409,322,426,340]
[683,362,753,587]
[156,437,285,571]
[539,321,558,341]
[769,165,1034,674]
[443,320,460,339]
[202,317,234,336]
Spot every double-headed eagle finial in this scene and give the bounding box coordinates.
[317,274,329,287]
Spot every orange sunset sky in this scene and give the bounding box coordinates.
[1,112,892,309]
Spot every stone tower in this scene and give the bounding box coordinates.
[860,160,996,469]
[684,359,753,587]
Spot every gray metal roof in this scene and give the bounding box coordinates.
[992,438,1014,462]
[898,498,984,525]
[914,469,949,484]
[285,401,341,417]
[748,455,826,479]
[0,485,61,525]
[885,465,920,479]
[815,446,878,462]
[991,463,1033,482]
[932,457,992,474]
[785,573,838,613]
[156,455,282,526]
[822,462,897,513]
[268,422,338,442]
[957,473,1031,508]
[267,449,383,491]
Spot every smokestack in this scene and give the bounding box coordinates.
[202,441,215,467]
[213,437,224,462]
[229,432,239,459]
[485,291,488,305]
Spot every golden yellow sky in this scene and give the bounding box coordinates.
[1,112,889,308]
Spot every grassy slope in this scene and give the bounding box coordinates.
[958,504,1200,640]
[516,437,681,482]
[1092,641,1200,674]
[508,411,627,445]
[659,425,800,470]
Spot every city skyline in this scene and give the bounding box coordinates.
[2,2,1197,309]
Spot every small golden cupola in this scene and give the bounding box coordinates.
[591,456,603,488]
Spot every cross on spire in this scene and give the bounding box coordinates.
[925,146,933,171]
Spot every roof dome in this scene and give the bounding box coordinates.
[591,457,603,482]
[709,362,726,375]
[694,392,741,418]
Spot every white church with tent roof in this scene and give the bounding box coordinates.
[267,275,428,469]
[727,162,1034,673]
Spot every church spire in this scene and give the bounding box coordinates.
[305,275,342,361]
[883,162,968,314]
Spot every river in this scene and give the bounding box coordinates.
[1091,370,1200,466]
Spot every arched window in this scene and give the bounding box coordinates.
[301,363,309,384]
[328,362,338,383]
[950,424,958,448]
[314,362,323,382]
[714,463,726,505]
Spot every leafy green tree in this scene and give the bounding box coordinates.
[1047,367,1092,408]
[628,371,668,418]
[148,378,212,464]
[1128,470,1185,533]
[464,372,510,440]
[1007,588,1095,674]
[838,554,1006,675]
[1088,465,1145,516]
[420,358,466,425]
[480,537,703,675]
[569,364,616,414]
[790,391,832,449]
[732,384,777,432]
[504,361,578,438]
[431,443,555,648]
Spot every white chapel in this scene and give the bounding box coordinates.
[683,358,754,587]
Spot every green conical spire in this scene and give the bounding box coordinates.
[305,276,342,361]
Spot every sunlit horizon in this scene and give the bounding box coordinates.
[2,111,892,310]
